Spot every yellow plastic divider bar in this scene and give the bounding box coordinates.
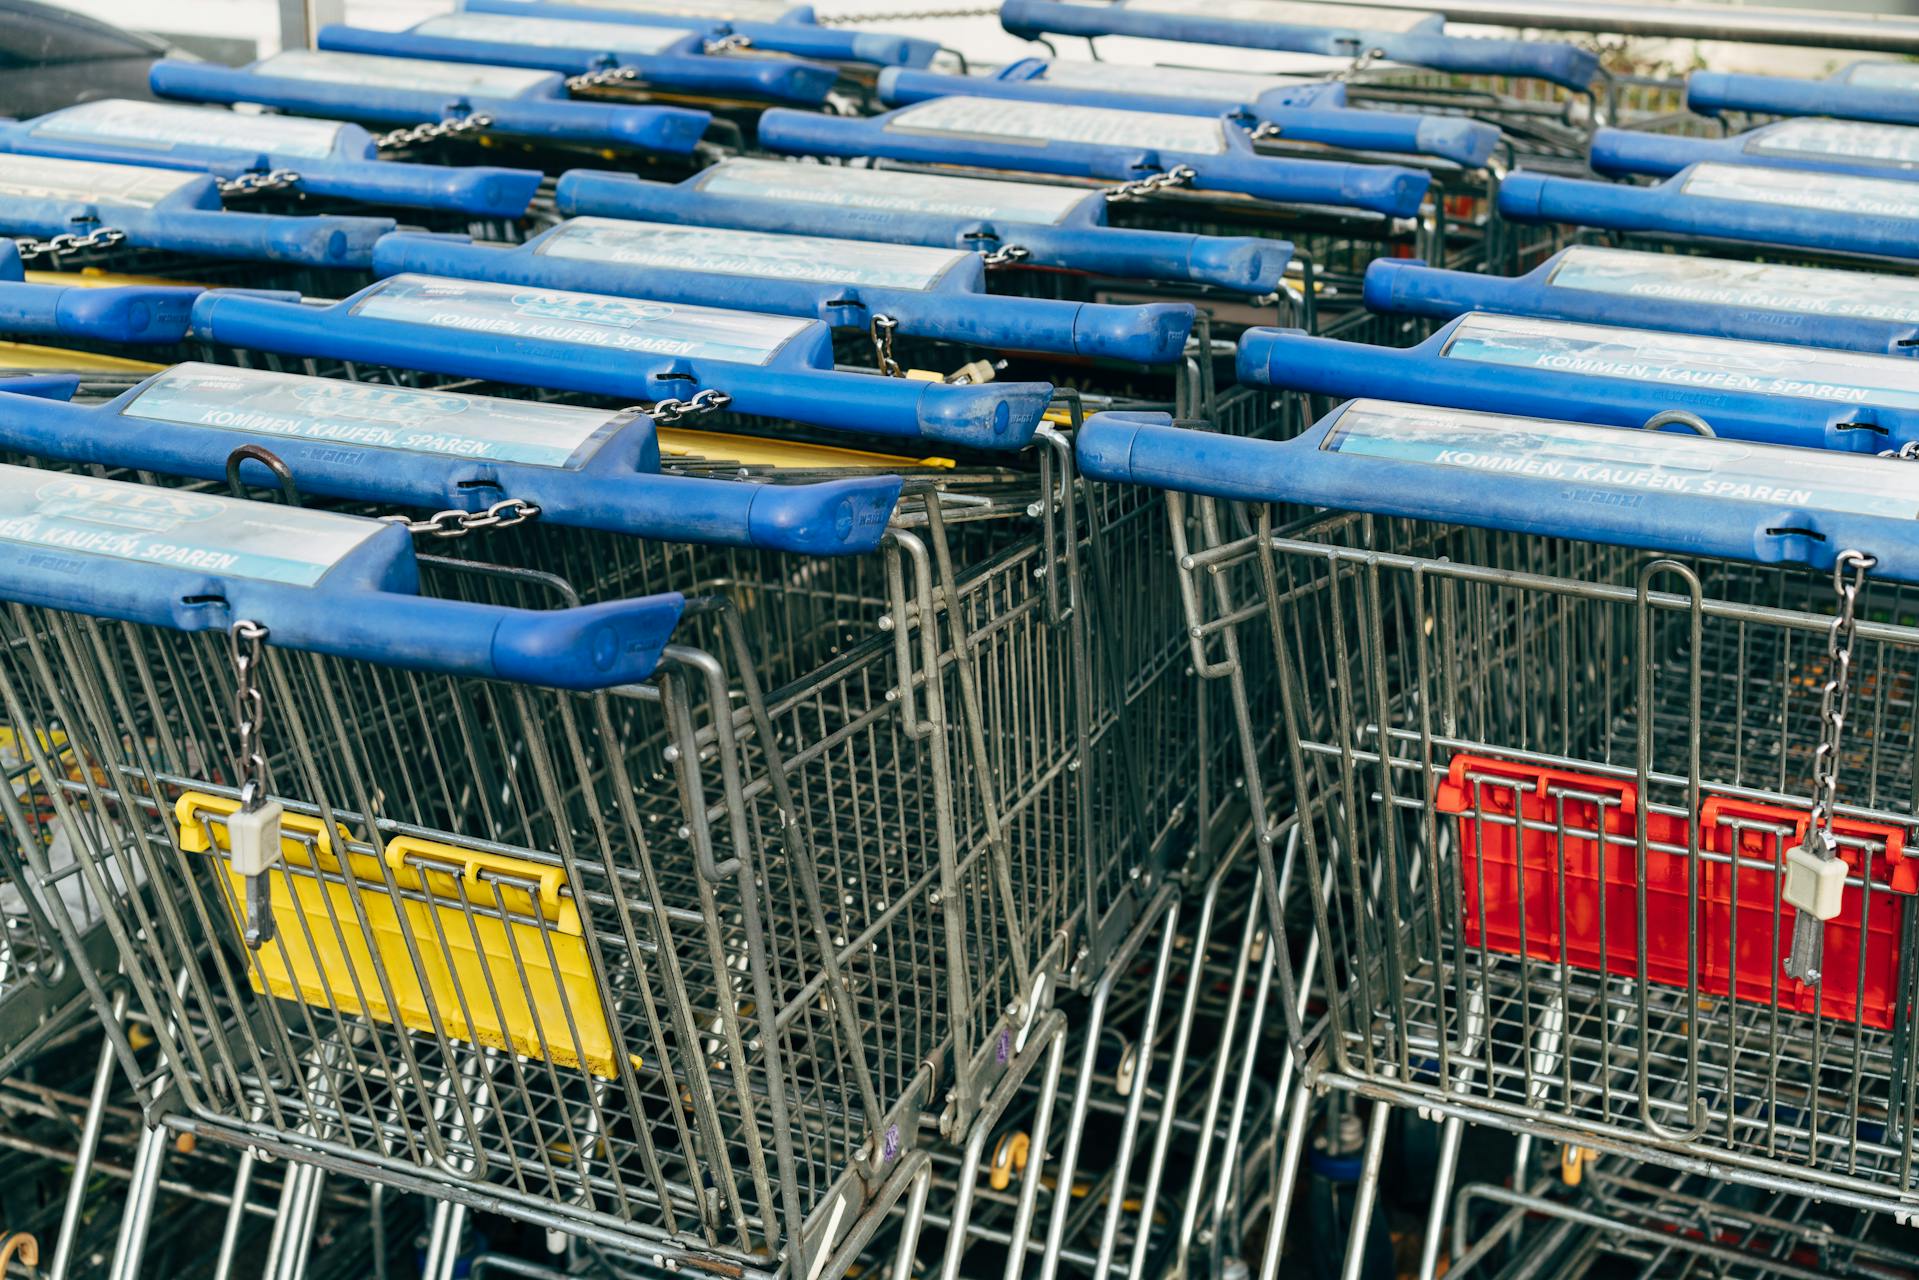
[24,269,216,289]
[0,342,164,373]
[656,426,954,470]
[176,791,630,1079]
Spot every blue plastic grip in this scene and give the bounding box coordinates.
[1687,70,1919,125]
[0,281,203,344]
[1588,128,1713,179]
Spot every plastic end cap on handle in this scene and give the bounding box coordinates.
[1684,71,1736,117]
[1414,117,1500,170]
[875,65,906,100]
[461,167,545,219]
[1072,301,1195,365]
[1233,326,1310,386]
[916,380,1053,450]
[0,375,82,401]
[491,592,685,690]
[56,285,201,344]
[745,475,904,555]
[1493,172,1551,222]
[1186,235,1293,294]
[780,61,841,102]
[1074,410,1168,484]
[1360,257,1427,314]
[0,241,19,281]
[1358,167,1431,219]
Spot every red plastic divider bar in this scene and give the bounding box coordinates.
[1436,754,1910,1029]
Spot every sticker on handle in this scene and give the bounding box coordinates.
[1440,312,1919,409]
[1031,61,1315,102]
[0,464,381,586]
[1545,245,1919,325]
[1843,62,1919,90]
[253,49,557,96]
[1682,162,1919,220]
[121,364,633,469]
[352,274,816,365]
[413,12,696,53]
[1747,119,1919,167]
[493,0,796,18]
[0,154,203,209]
[693,157,1091,224]
[29,100,346,160]
[536,218,971,290]
[885,96,1230,155]
[1324,400,1919,519]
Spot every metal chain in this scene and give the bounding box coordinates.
[230,619,277,949]
[232,621,270,811]
[650,387,734,423]
[703,33,753,52]
[566,67,640,92]
[1783,548,1877,983]
[815,4,996,22]
[979,244,1030,266]
[374,115,494,151]
[1333,43,1389,81]
[12,226,126,261]
[871,313,903,378]
[1881,441,1919,460]
[1249,122,1283,143]
[219,169,302,197]
[1103,163,1197,203]
[389,497,542,539]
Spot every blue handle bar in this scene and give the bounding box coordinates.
[553,166,1291,293]
[460,0,940,66]
[1497,165,1919,263]
[996,0,1599,92]
[755,105,1430,218]
[0,370,901,555]
[188,278,1053,449]
[0,279,204,344]
[1237,317,1919,452]
[1591,122,1919,187]
[149,60,712,154]
[8,207,392,270]
[314,24,836,104]
[1075,401,1919,583]
[1364,249,1919,355]
[0,461,683,687]
[1688,69,1919,126]
[876,66,1500,169]
[370,227,1195,363]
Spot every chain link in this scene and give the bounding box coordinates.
[815,4,996,21]
[219,169,302,197]
[1783,548,1877,984]
[566,66,640,92]
[1103,163,1197,203]
[703,33,754,52]
[13,226,126,261]
[1881,441,1919,460]
[374,115,495,151]
[650,387,734,423]
[870,313,903,378]
[389,497,542,539]
[1249,122,1283,143]
[979,244,1030,266]
[231,620,270,810]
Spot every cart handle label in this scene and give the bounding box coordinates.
[693,156,1090,224]
[253,48,558,96]
[30,99,347,160]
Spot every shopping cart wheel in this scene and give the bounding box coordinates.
[1304,1116,1394,1280]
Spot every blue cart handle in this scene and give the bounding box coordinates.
[70,207,394,270]
[273,161,541,220]
[876,67,1500,169]
[1076,405,1919,582]
[148,61,712,155]
[188,286,1053,449]
[1588,128,1713,179]
[0,468,683,688]
[0,280,202,344]
[755,107,1429,218]
[370,229,1195,364]
[314,24,837,105]
[1687,70,1919,125]
[552,169,1292,293]
[996,0,1598,93]
[457,0,939,66]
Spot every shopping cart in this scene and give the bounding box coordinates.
[1361,247,1919,354]
[0,244,215,349]
[0,100,544,222]
[147,50,720,163]
[1077,396,1919,1226]
[1236,313,1919,452]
